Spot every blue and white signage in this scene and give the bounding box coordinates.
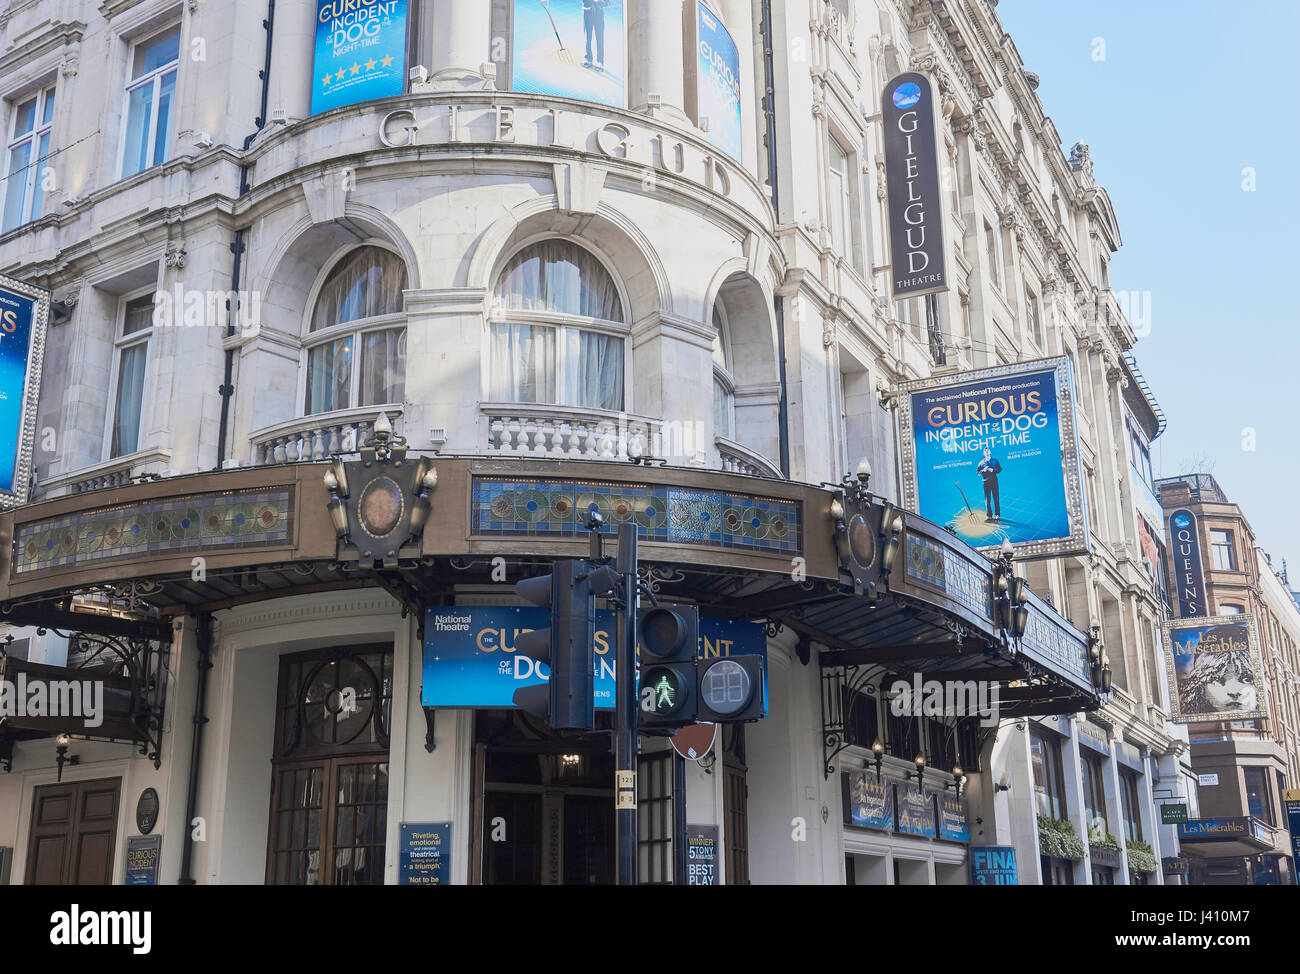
[422,605,765,709]
[938,794,970,843]
[311,0,407,116]
[694,2,741,161]
[0,274,48,507]
[511,0,626,108]
[970,845,1018,885]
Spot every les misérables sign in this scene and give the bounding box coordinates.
[882,73,948,298]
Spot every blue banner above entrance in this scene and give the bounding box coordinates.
[422,605,766,709]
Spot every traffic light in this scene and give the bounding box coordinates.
[637,604,699,729]
[513,559,595,730]
[697,655,766,722]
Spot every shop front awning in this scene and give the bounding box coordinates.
[0,444,1097,733]
[1178,817,1277,857]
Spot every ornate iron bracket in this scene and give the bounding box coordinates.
[821,664,878,779]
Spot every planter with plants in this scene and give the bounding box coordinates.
[1088,826,1123,867]
[1037,815,1085,861]
[1126,838,1158,875]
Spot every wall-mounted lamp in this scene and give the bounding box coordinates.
[880,509,904,580]
[55,732,79,782]
[912,752,926,789]
[870,738,885,782]
[408,465,438,538]
[1088,625,1112,694]
[192,132,214,150]
[324,467,349,542]
[949,764,967,795]
[992,540,1030,641]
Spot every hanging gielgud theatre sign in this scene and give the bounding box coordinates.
[882,72,948,298]
[896,356,1090,559]
[1162,614,1267,724]
[0,272,49,509]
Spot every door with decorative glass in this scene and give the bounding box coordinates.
[266,645,393,885]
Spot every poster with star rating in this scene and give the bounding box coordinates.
[311,0,407,116]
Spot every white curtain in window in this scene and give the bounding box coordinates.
[305,337,353,414]
[563,329,623,410]
[311,247,407,332]
[112,343,147,457]
[360,327,406,406]
[490,323,556,403]
[496,241,623,321]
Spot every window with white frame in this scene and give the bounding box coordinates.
[3,84,55,232]
[109,292,154,458]
[305,246,408,415]
[827,137,854,261]
[489,240,625,411]
[712,304,734,440]
[121,25,181,178]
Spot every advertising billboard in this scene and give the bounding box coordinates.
[422,605,764,709]
[0,274,49,508]
[970,845,1017,885]
[689,1,741,161]
[844,772,894,831]
[311,0,407,116]
[897,356,1089,558]
[1162,614,1266,723]
[881,72,948,298]
[511,0,626,109]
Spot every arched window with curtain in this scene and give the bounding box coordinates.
[489,240,625,411]
[304,245,408,415]
[711,303,735,439]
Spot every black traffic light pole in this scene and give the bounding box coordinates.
[615,521,638,886]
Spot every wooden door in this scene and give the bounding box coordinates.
[26,777,121,885]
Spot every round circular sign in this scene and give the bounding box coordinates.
[136,787,159,835]
[699,658,754,717]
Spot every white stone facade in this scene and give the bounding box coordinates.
[0,0,1188,884]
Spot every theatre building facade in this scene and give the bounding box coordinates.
[0,0,1184,884]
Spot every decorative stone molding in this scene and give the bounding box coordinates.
[164,246,187,270]
[60,55,79,77]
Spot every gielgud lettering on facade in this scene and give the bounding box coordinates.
[378,103,733,196]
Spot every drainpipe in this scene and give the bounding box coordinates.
[761,0,791,478]
[215,0,276,470]
[178,612,214,885]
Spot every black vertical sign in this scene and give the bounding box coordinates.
[882,73,948,298]
[1168,508,1205,617]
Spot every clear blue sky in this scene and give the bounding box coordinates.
[1001,0,1300,583]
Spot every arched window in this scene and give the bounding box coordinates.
[489,240,625,411]
[305,245,407,415]
[712,304,735,439]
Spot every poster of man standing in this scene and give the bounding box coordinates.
[512,0,626,108]
[897,357,1088,555]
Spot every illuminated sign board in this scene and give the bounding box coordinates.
[0,273,49,508]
